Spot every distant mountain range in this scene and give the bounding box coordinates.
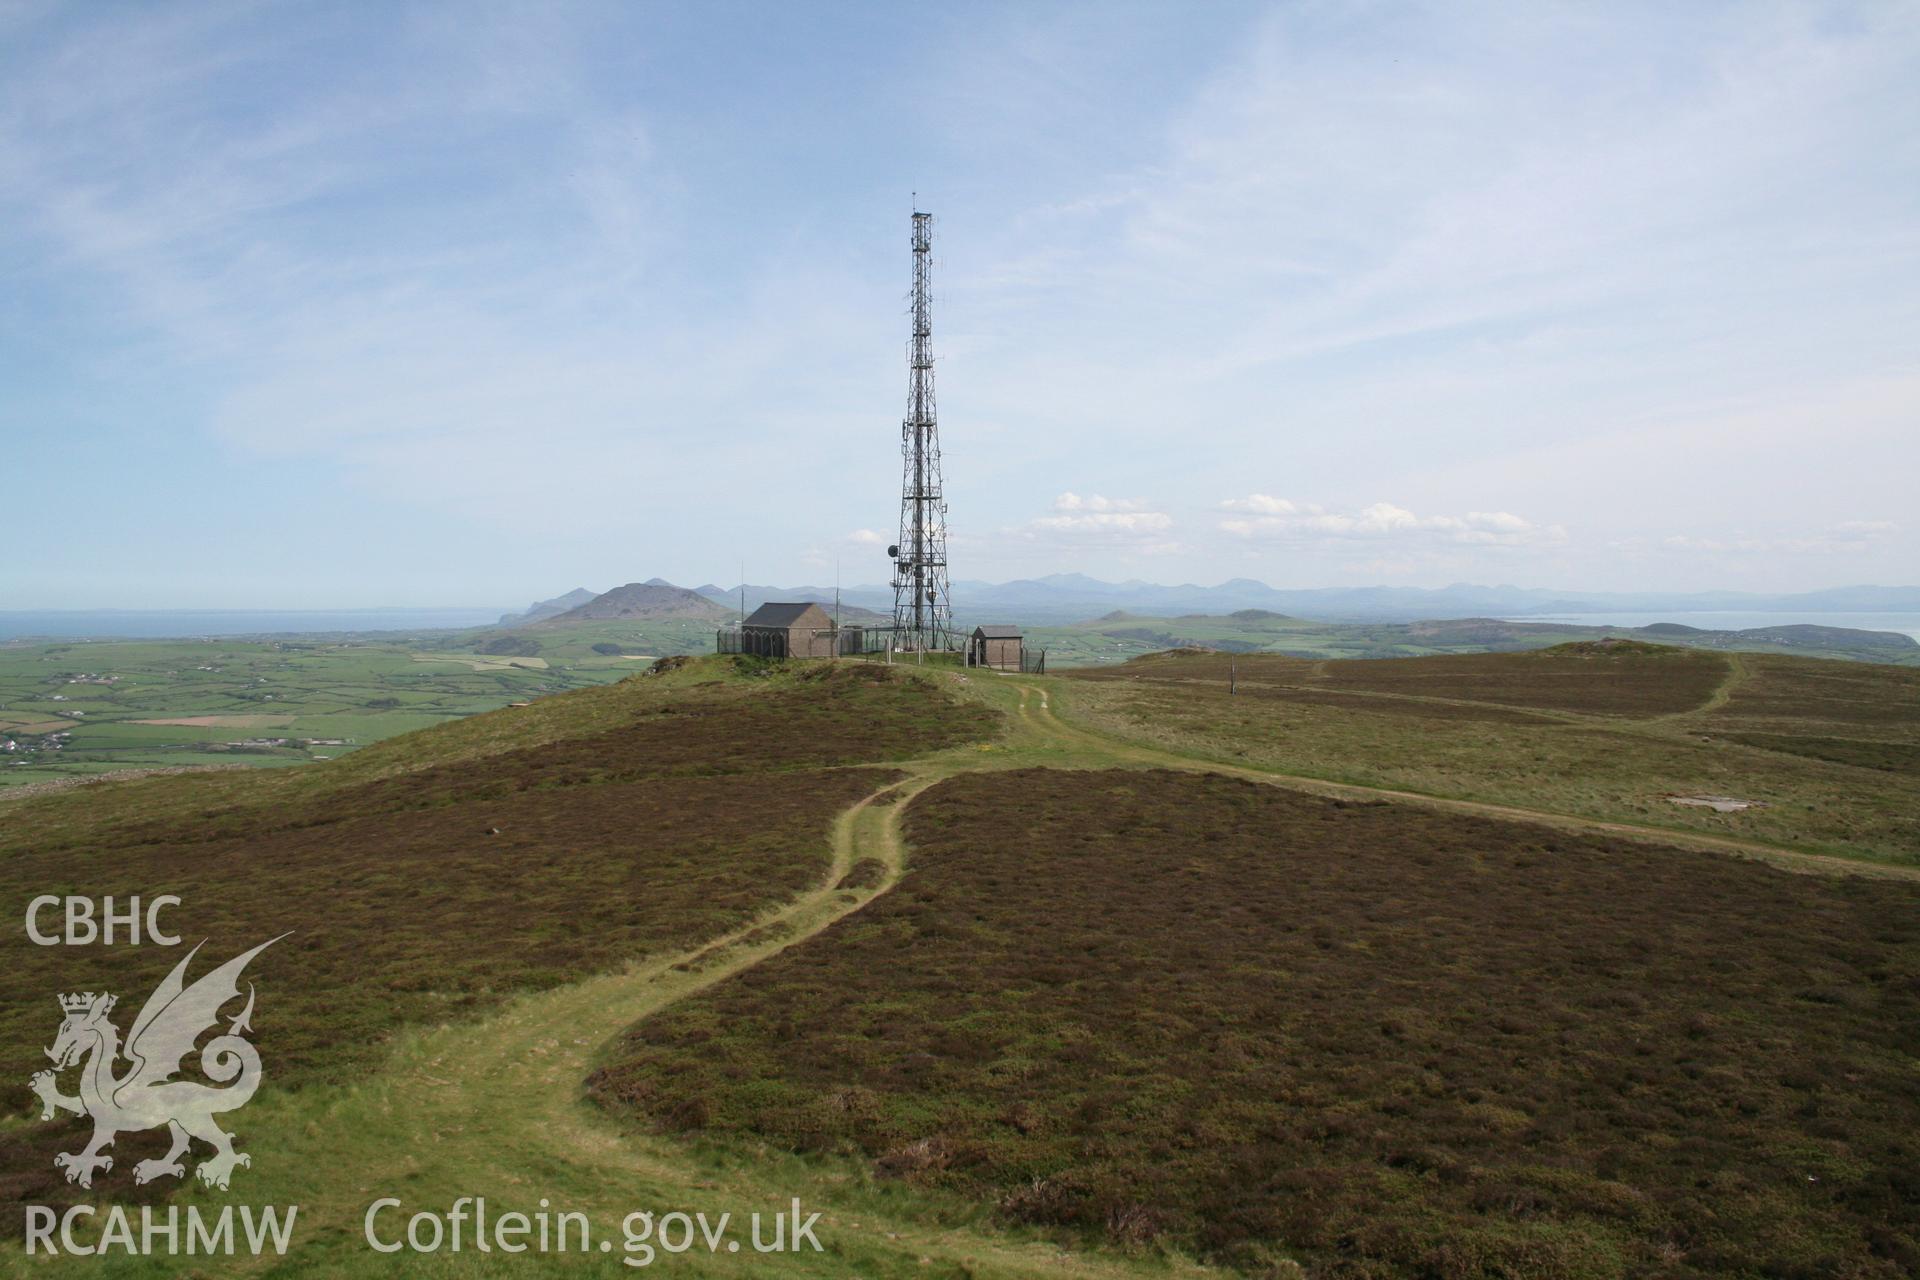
[688,577,1920,624]
[497,576,1920,631]
[16,578,1911,646]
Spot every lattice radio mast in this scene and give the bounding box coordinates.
[888,202,952,651]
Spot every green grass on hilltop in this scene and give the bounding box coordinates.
[1059,646,1920,865]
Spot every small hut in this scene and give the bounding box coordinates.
[968,624,1024,671]
[740,602,836,659]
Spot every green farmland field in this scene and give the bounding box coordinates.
[0,621,715,788]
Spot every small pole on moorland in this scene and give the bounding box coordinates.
[1230,660,1236,695]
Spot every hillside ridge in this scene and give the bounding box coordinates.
[537,582,732,625]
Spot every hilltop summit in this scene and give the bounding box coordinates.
[538,582,732,625]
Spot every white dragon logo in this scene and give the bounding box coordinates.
[29,935,284,1190]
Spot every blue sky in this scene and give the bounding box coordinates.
[3,0,1915,608]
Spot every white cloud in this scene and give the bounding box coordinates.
[1219,494,1297,515]
[1218,497,1561,548]
[1051,492,1149,514]
[1031,492,1172,536]
[1005,493,1181,557]
[1465,510,1532,534]
[1035,510,1173,534]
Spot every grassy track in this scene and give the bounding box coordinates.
[3,672,1219,1278]
[1662,650,1749,720]
[7,657,1909,1276]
